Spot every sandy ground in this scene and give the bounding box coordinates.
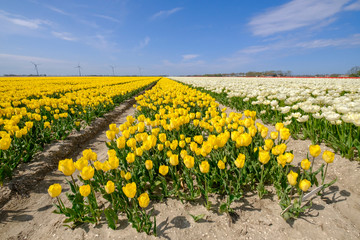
[0,96,360,240]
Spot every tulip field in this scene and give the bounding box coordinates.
[1,76,359,238]
[0,76,159,184]
[45,77,341,235]
[172,77,360,159]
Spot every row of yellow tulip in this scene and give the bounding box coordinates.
[50,78,336,234]
[0,76,159,184]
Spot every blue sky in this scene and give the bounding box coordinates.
[0,0,360,76]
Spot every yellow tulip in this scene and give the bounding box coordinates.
[126,138,137,149]
[135,147,143,156]
[287,170,298,186]
[264,139,274,151]
[277,154,287,168]
[301,159,311,170]
[283,152,294,163]
[159,165,169,176]
[236,133,252,147]
[81,166,94,180]
[74,158,88,171]
[270,131,278,140]
[105,180,115,194]
[180,150,188,159]
[194,135,203,144]
[258,151,270,165]
[102,161,111,172]
[137,122,145,132]
[159,133,167,143]
[108,156,119,169]
[122,182,137,198]
[48,183,62,198]
[117,136,126,148]
[322,150,335,163]
[199,161,210,173]
[126,152,136,163]
[280,128,290,140]
[125,172,132,180]
[138,192,150,208]
[299,179,311,192]
[109,123,119,134]
[106,130,116,140]
[275,122,284,131]
[217,160,225,170]
[157,144,164,151]
[169,154,179,166]
[183,155,194,168]
[58,158,76,176]
[79,185,91,197]
[145,160,153,170]
[234,153,245,168]
[170,140,178,151]
[309,145,321,158]
[179,140,186,148]
[94,161,103,171]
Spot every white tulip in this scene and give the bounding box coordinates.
[324,112,341,121]
[297,115,309,122]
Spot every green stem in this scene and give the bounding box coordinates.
[310,156,315,174]
[56,197,64,212]
[71,175,77,188]
[87,195,97,223]
[321,163,329,186]
[298,191,304,206]
[260,164,265,185]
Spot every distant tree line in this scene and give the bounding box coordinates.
[199,70,292,77]
[347,66,360,77]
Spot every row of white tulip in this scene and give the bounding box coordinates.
[171,77,360,127]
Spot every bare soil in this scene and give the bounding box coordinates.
[0,99,359,240]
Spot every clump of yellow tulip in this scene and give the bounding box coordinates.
[49,78,337,234]
[0,76,158,185]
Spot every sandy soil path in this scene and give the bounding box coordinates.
[0,97,359,240]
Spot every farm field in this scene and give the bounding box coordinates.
[172,76,360,159]
[0,76,159,184]
[0,77,359,239]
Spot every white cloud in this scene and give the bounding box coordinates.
[241,46,270,54]
[182,54,199,61]
[151,7,183,20]
[46,5,70,15]
[237,34,360,57]
[135,36,150,50]
[0,10,51,29]
[296,34,360,48]
[0,53,67,63]
[93,14,121,23]
[249,0,350,36]
[344,0,360,10]
[52,31,77,41]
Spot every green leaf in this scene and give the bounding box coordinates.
[104,208,117,230]
[219,203,228,213]
[154,180,162,186]
[189,213,205,222]
[153,213,157,237]
[323,177,337,189]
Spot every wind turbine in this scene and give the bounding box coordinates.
[110,65,115,76]
[31,62,40,76]
[75,63,82,76]
[138,66,143,76]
